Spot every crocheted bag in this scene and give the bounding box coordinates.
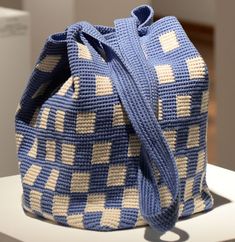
[15,5,213,231]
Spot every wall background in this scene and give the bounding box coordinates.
[0,0,22,9]
[0,7,30,177]
[215,0,235,171]
[152,0,215,26]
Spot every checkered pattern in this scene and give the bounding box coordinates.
[16,5,213,231]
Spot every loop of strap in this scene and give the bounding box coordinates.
[66,16,180,231]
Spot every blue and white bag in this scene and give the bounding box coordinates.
[15,5,213,231]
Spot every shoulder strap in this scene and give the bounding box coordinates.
[112,17,180,231]
[66,17,180,231]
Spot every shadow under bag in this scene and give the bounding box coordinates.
[15,5,214,231]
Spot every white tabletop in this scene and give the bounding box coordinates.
[0,164,235,242]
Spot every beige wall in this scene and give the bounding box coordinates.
[0,8,30,177]
[75,0,151,26]
[152,0,215,25]
[0,0,22,9]
[215,0,235,171]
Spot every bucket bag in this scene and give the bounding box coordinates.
[15,5,213,232]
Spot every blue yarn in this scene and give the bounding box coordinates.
[16,5,213,231]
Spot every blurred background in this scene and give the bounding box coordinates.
[0,0,234,177]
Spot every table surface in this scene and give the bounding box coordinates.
[0,164,235,242]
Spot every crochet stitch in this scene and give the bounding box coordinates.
[15,5,213,231]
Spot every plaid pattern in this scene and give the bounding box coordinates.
[15,5,213,231]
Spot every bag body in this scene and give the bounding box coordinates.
[15,5,213,231]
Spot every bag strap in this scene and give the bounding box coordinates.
[113,17,180,231]
[66,16,180,231]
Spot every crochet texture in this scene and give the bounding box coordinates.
[15,5,213,231]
